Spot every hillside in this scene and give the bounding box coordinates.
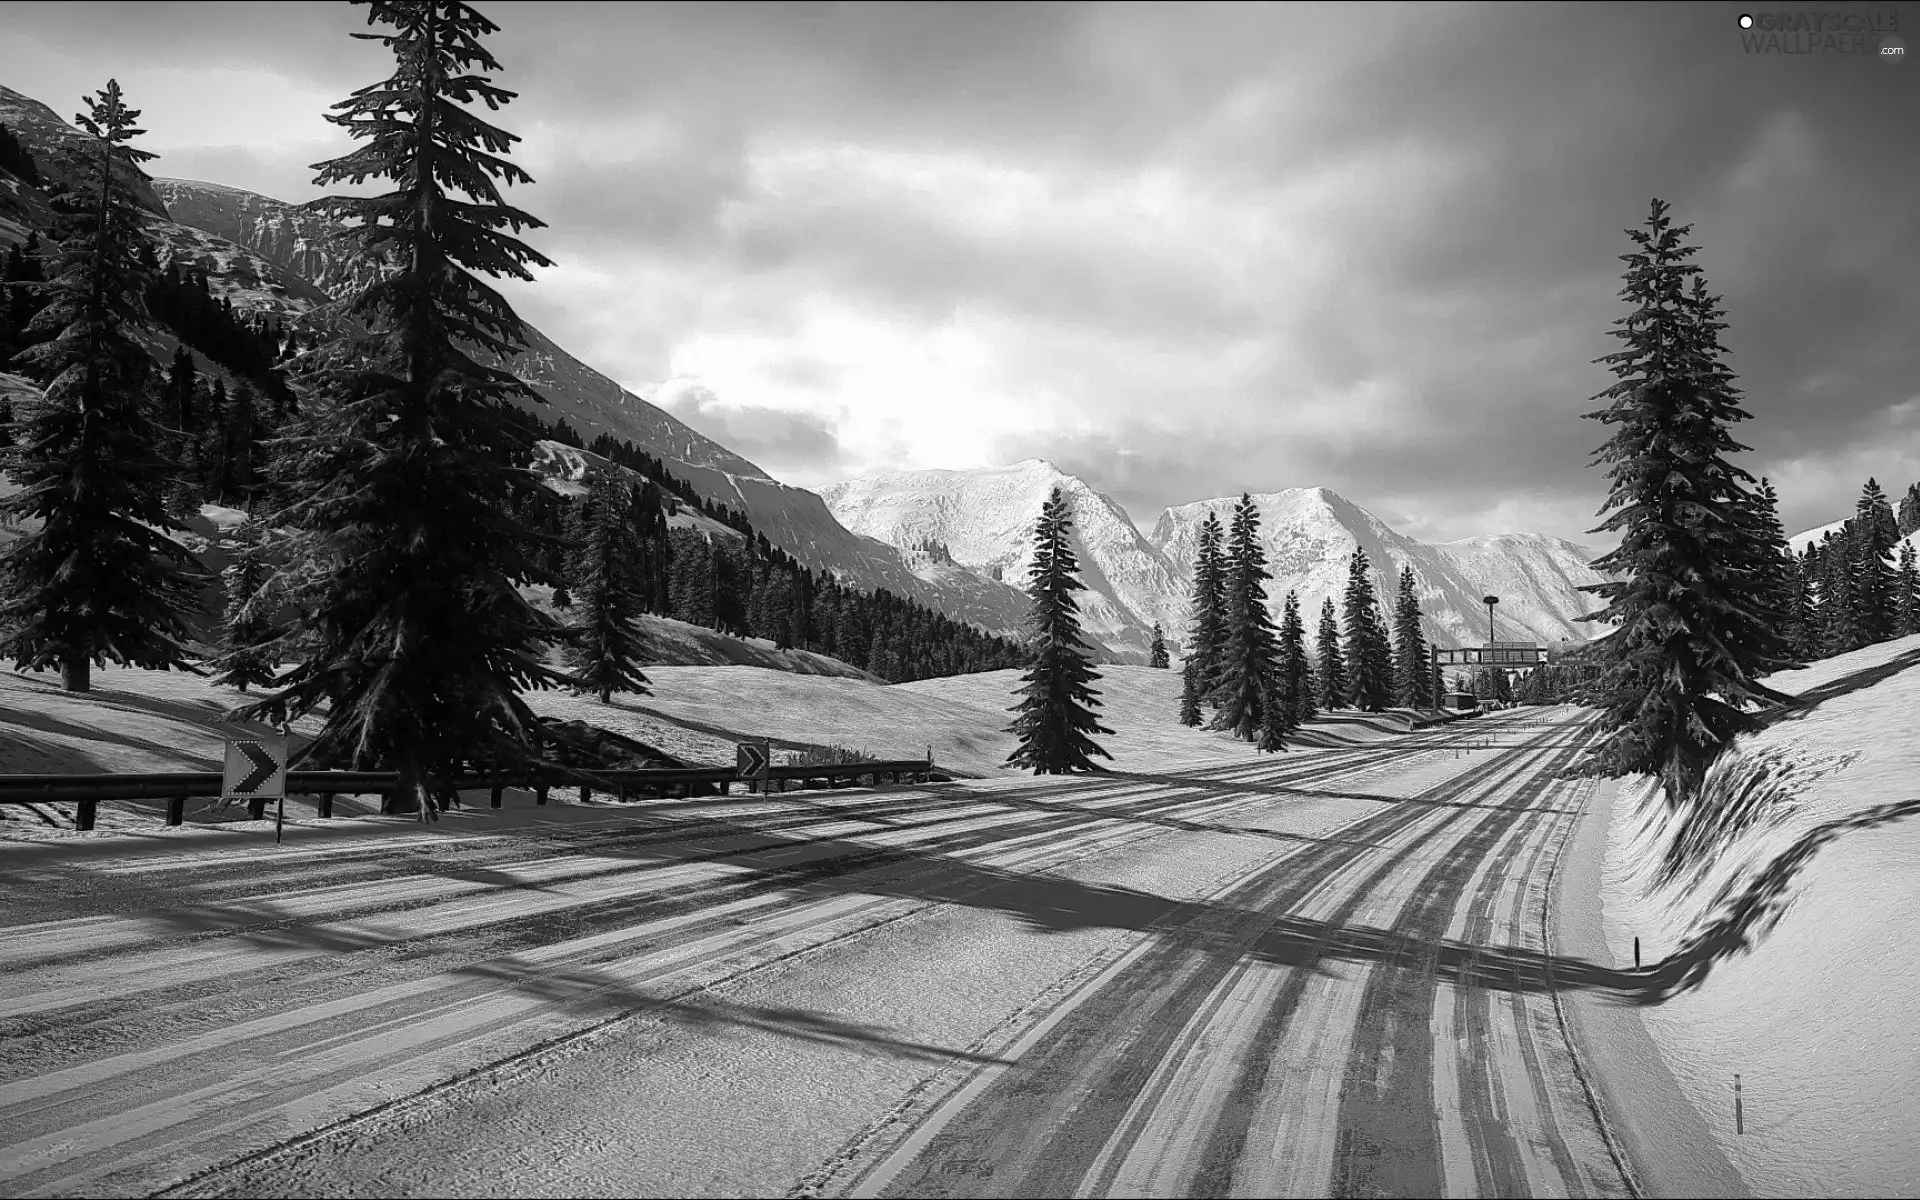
[1582,633,1920,1199]
[143,175,1002,639]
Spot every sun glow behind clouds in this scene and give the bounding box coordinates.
[662,298,1053,483]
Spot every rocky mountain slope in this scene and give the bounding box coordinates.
[822,460,1181,660]
[144,177,1010,638]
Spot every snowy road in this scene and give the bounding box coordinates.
[0,708,1631,1198]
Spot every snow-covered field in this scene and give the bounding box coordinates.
[1593,633,1920,1199]
[0,658,1443,838]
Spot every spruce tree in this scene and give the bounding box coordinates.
[0,82,205,693]
[1183,512,1229,702]
[1341,548,1392,711]
[1896,538,1920,638]
[1005,487,1113,773]
[1746,478,1796,629]
[1849,479,1899,644]
[212,519,280,692]
[1575,199,1798,808]
[1177,657,1203,726]
[567,476,651,703]
[1148,622,1169,668]
[1390,564,1430,707]
[233,2,567,815]
[1210,494,1281,742]
[1276,589,1313,728]
[1257,678,1293,753]
[1315,596,1347,709]
[1818,530,1860,655]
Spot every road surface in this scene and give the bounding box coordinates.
[0,707,1638,1198]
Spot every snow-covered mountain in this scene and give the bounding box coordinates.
[1151,488,1605,651]
[824,468,1610,657]
[821,460,1183,660]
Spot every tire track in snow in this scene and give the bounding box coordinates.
[3,745,1425,1197]
[837,713,1587,1198]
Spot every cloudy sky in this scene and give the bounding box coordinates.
[4,1,1917,545]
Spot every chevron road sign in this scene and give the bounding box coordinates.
[735,741,770,780]
[223,737,286,799]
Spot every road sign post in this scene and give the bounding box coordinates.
[223,733,287,825]
[736,741,772,794]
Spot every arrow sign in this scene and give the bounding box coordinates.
[735,742,768,779]
[224,738,286,798]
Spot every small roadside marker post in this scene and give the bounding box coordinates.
[275,723,291,844]
[1735,1073,1744,1133]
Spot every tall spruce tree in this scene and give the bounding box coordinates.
[212,518,280,692]
[1575,199,1798,808]
[1276,589,1313,728]
[0,82,205,693]
[1148,622,1169,668]
[1390,564,1430,707]
[1183,511,1228,703]
[1818,530,1860,655]
[1316,596,1347,709]
[1005,487,1113,773]
[233,2,567,815]
[1341,548,1393,711]
[1849,478,1899,644]
[567,476,651,703]
[1210,493,1281,742]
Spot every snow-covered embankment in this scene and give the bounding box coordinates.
[1584,634,1920,1199]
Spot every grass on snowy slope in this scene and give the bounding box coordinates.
[1598,632,1920,1199]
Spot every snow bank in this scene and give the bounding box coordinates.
[1596,634,1920,1198]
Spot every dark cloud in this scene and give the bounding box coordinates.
[6,1,1917,543]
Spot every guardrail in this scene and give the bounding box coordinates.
[0,759,941,832]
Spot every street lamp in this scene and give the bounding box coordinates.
[1483,594,1499,646]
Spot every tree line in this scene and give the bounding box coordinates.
[1176,514,1441,742]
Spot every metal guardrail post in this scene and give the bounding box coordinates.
[491,785,503,808]
[248,796,267,821]
[166,796,185,826]
[76,799,96,831]
[318,793,334,819]
[536,784,549,806]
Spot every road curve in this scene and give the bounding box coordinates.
[0,709,1629,1199]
